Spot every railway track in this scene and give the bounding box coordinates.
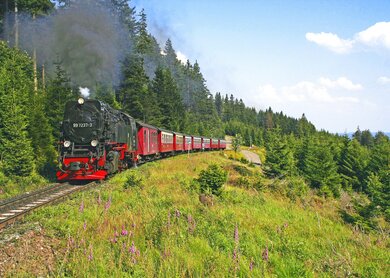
[0,183,91,230]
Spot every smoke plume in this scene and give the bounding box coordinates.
[6,0,131,90]
[79,87,90,98]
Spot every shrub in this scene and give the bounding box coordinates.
[0,170,7,187]
[235,176,251,189]
[233,165,253,176]
[123,171,144,190]
[286,176,309,202]
[197,164,228,196]
[240,157,249,164]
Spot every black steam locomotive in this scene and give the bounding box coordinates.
[57,98,226,181]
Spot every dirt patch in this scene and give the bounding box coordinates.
[241,150,262,165]
[0,223,64,277]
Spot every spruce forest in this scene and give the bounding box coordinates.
[0,1,389,276]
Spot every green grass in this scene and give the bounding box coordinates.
[0,172,49,200]
[22,152,389,277]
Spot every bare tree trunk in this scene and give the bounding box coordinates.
[33,49,38,93]
[14,0,18,48]
[33,14,38,93]
[42,64,46,92]
[4,0,9,42]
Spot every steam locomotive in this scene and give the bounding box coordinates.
[56,98,226,181]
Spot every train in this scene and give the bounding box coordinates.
[56,97,226,181]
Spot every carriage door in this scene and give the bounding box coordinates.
[143,129,149,153]
[146,129,150,153]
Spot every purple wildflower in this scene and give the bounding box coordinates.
[187,214,196,233]
[262,246,269,262]
[249,258,254,271]
[167,211,171,228]
[128,242,140,264]
[83,221,87,230]
[121,225,128,236]
[104,196,111,211]
[283,222,289,229]
[234,224,239,246]
[129,241,136,254]
[67,236,75,250]
[232,248,238,261]
[163,248,171,259]
[175,209,181,218]
[110,228,119,243]
[97,193,102,205]
[79,200,84,213]
[88,245,93,261]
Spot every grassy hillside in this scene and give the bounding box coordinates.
[4,152,389,277]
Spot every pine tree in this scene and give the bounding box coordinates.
[264,127,297,178]
[353,126,362,142]
[151,67,184,130]
[111,0,137,39]
[135,9,153,54]
[16,0,54,16]
[264,107,274,129]
[303,137,341,197]
[95,84,120,109]
[339,139,369,192]
[365,134,390,193]
[45,60,76,141]
[28,91,56,177]
[360,130,374,148]
[0,41,34,177]
[117,55,149,120]
[214,92,223,118]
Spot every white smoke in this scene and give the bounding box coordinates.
[79,87,90,98]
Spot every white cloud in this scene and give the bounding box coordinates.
[378,76,390,84]
[306,22,390,53]
[257,84,282,103]
[319,77,363,91]
[355,22,390,48]
[257,77,360,105]
[305,32,354,54]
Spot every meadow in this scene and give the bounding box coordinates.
[17,151,389,277]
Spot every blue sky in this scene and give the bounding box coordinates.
[133,0,390,133]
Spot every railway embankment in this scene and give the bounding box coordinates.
[0,151,388,277]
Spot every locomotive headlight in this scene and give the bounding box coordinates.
[91,140,98,147]
[63,140,71,148]
[78,97,85,105]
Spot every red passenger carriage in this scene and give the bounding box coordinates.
[211,138,219,149]
[136,122,159,161]
[184,135,192,151]
[192,136,202,150]
[202,137,211,150]
[174,132,184,152]
[159,129,174,154]
[219,139,227,149]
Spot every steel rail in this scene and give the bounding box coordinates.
[0,183,94,230]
